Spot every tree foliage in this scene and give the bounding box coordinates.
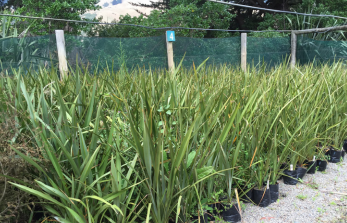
[93,0,234,38]
[6,0,101,34]
[3,0,347,38]
[123,0,347,38]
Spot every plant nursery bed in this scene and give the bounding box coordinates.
[237,160,347,223]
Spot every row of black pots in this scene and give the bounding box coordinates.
[192,183,280,223]
[282,161,317,185]
[191,141,347,223]
[283,149,346,186]
[281,160,317,185]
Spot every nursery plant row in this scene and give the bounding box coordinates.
[0,61,346,223]
[198,144,347,223]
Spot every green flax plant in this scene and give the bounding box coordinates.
[246,65,290,188]
[320,63,347,150]
[115,62,261,222]
[247,64,322,182]
[1,60,347,223]
[7,67,144,223]
[286,70,322,166]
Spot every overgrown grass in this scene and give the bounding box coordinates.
[0,61,346,222]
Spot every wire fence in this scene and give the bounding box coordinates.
[1,17,347,73]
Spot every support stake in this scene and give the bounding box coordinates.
[55,30,68,80]
[241,33,247,72]
[291,32,297,69]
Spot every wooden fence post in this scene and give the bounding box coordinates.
[290,32,297,69]
[241,33,247,72]
[166,31,175,71]
[55,30,68,80]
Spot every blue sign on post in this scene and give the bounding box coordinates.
[166,31,175,42]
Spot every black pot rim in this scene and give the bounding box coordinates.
[296,166,307,169]
[269,181,279,186]
[239,184,254,190]
[284,169,296,173]
[254,187,268,191]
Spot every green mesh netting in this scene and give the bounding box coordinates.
[297,37,347,65]
[63,35,167,71]
[0,35,168,72]
[247,36,291,67]
[1,34,347,73]
[0,35,58,72]
[173,36,241,67]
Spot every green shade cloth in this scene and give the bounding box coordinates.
[1,34,346,73]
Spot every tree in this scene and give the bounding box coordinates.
[130,0,300,30]
[256,0,347,39]
[130,0,171,15]
[130,0,347,35]
[9,0,101,34]
[94,0,235,38]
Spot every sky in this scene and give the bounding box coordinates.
[83,0,153,22]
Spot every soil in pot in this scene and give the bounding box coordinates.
[296,167,307,180]
[220,203,241,222]
[328,148,342,163]
[252,187,271,207]
[283,169,298,185]
[240,187,253,203]
[304,160,317,174]
[269,183,279,203]
[317,160,328,171]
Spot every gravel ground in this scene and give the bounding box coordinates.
[241,159,347,223]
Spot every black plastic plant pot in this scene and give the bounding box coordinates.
[317,160,327,171]
[342,150,345,159]
[328,149,342,163]
[252,188,271,207]
[325,149,331,156]
[283,169,298,185]
[269,183,279,203]
[296,167,307,180]
[221,203,241,222]
[240,187,253,203]
[305,160,317,174]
